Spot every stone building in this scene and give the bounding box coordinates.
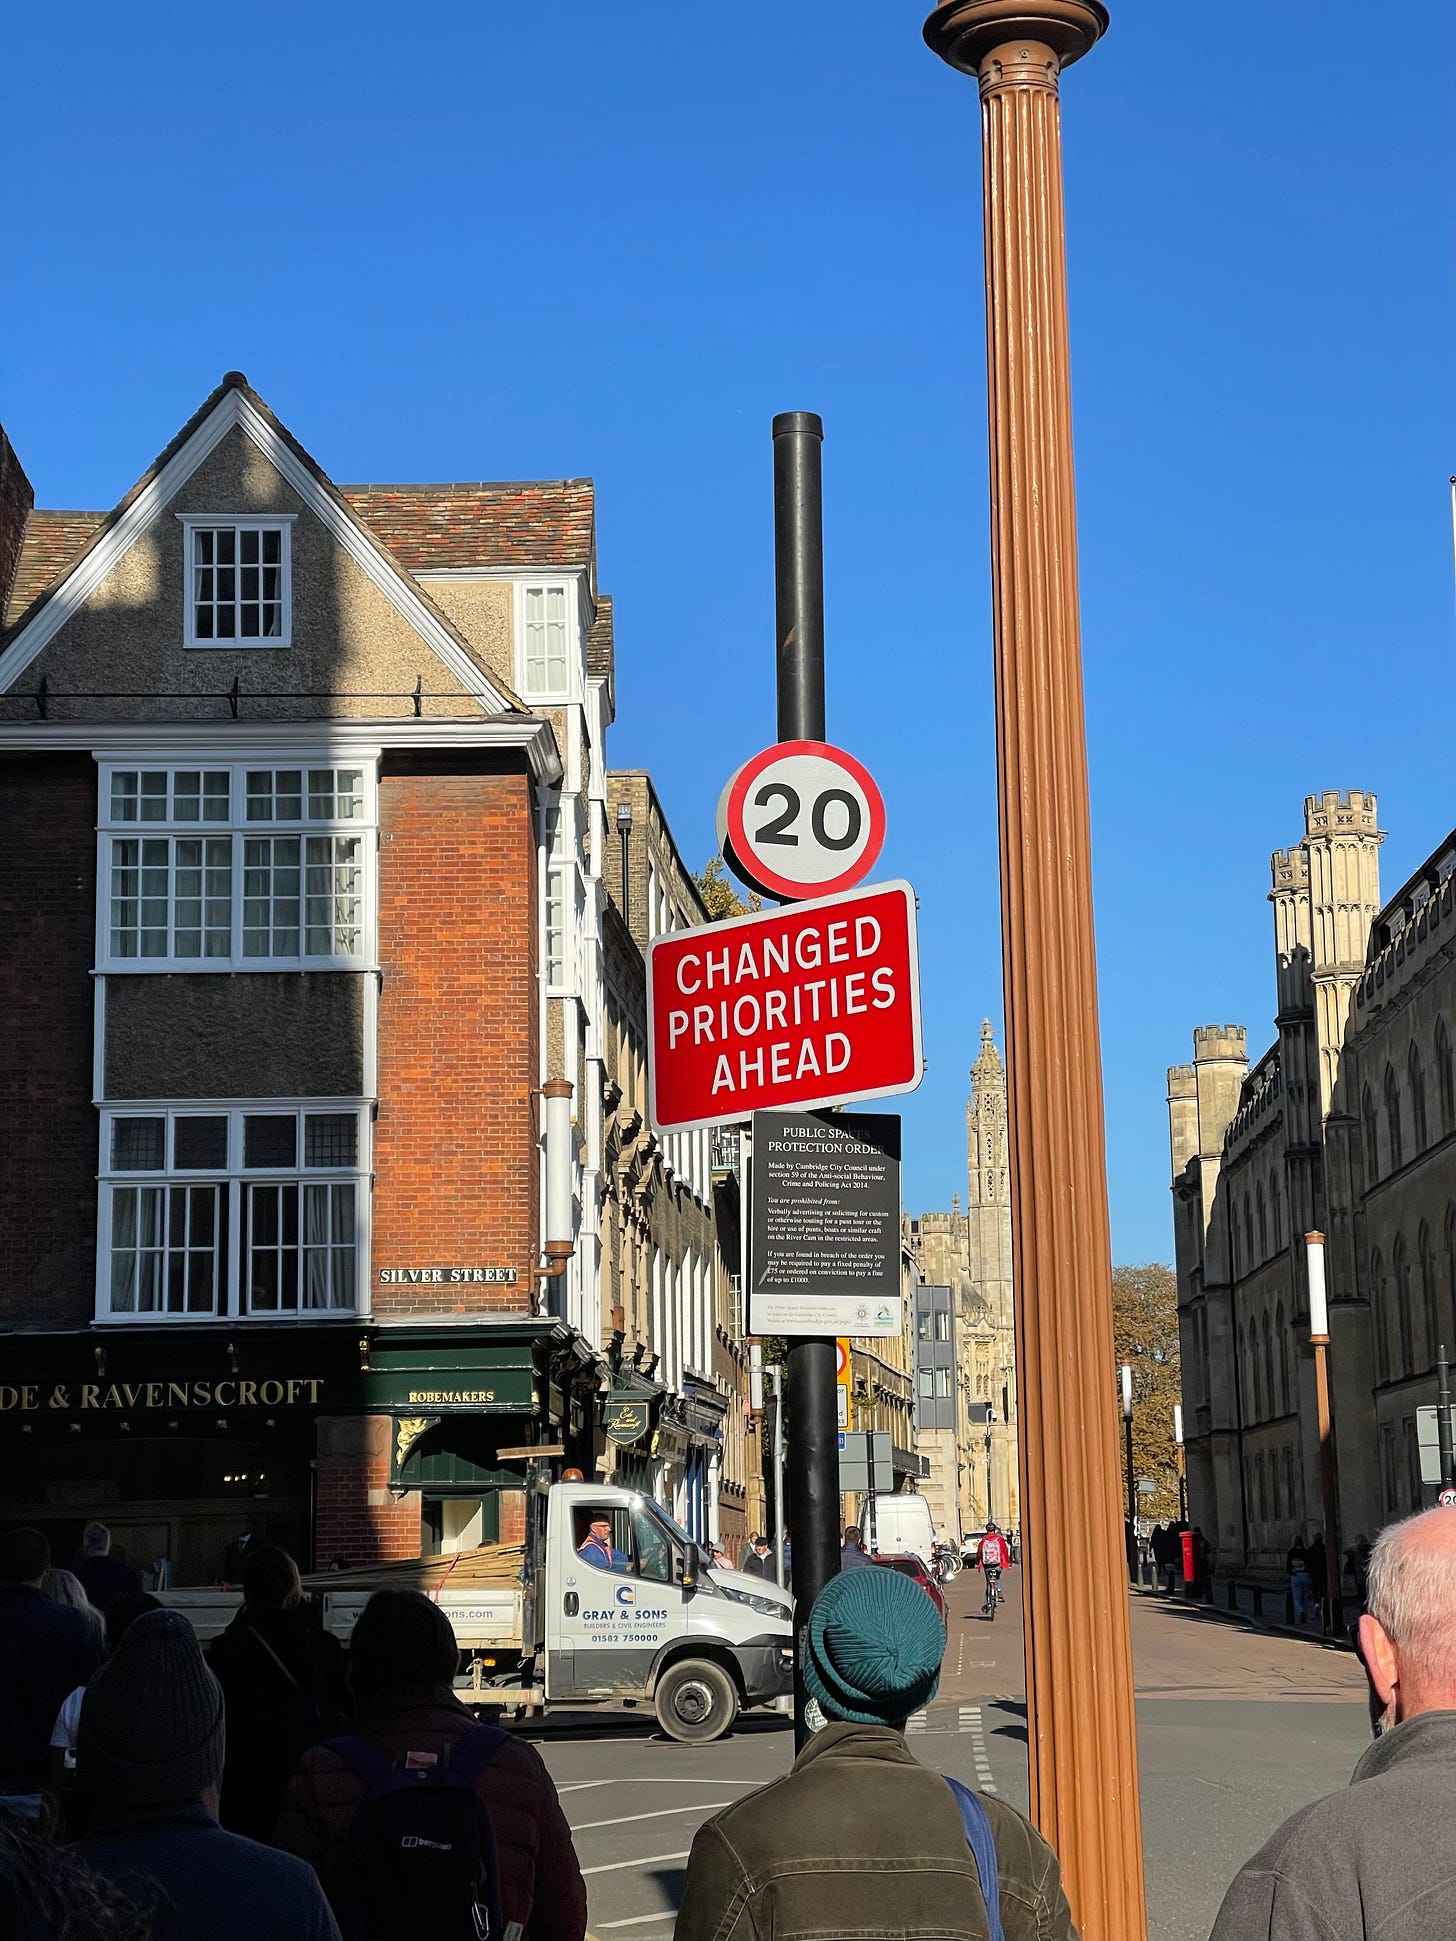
[904,1022,1021,1537]
[0,375,618,1578]
[1170,788,1456,1586]
[597,770,755,1551]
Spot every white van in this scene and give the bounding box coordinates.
[862,1491,937,1569]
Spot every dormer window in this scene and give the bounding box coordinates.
[520,583,570,697]
[180,516,294,648]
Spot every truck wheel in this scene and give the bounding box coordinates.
[654,1659,739,1744]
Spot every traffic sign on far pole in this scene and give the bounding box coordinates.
[646,880,922,1134]
[717,739,886,902]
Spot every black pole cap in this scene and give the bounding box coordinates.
[772,411,823,440]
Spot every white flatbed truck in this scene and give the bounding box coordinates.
[163,1481,793,1744]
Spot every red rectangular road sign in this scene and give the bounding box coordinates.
[647,880,922,1134]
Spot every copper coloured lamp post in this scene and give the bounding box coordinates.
[921,5,1146,1937]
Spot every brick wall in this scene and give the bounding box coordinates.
[373,758,539,1316]
[314,1415,422,1566]
[0,755,97,1328]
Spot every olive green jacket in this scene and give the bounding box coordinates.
[673,1721,1080,1941]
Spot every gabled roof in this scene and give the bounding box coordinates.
[340,481,595,573]
[0,376,597,718]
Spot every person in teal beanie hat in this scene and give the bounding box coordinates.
[676,1563,1078,1941]
[803,1561,946,1726]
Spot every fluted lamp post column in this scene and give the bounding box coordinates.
[921,7,1146,1939]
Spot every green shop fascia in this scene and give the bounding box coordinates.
[0,1318,606,1492]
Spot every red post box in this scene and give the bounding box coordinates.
[1181,1529,1196,1590]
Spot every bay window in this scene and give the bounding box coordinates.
[100,763,373,969]
[99,1104,368,1320]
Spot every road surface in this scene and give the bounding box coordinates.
[524,1566,1370,1941]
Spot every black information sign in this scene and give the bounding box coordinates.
[749,1110,901,1337]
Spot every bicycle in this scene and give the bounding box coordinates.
[982,1563,1002,1621]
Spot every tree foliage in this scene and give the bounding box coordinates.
[1111,1262,1183,1525]
[695,855,760,921]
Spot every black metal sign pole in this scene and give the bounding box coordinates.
[772,410,841,1751]
[1439,1344,1455,1489]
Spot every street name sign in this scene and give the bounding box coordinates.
[646,880,922,1134]
[716,739,886,902]
[749,1109,901,1337]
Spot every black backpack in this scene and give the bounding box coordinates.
[330,1725,508,1941]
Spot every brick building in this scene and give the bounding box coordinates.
[597,772,754,1550]
[0,375,612,1581]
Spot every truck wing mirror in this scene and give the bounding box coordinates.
[678,1554,697,1593]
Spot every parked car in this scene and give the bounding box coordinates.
[960,1530,988,1568]
[871,1551,946,1621]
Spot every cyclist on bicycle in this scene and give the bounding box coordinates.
[977,1521,1011,1616]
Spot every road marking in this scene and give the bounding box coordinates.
[583,1851,691,1876]
[560,1778,758,1792]
[963,1704,998,1795]
[907,1708,928,1734]
[595,1915,680,1930]
[956,1631,965,1678]
[572,1802,730,1832]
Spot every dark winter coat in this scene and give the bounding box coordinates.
[208,1603,351,1842]
[1210,1709,1456,1940]
[275,1690,587,1941]
[0,1585,103,1793]
[76,1801,341,1941]
[674,1720,1078,1941]
[70,1553,143,1614]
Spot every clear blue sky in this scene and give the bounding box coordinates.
[5,2,1454,1263]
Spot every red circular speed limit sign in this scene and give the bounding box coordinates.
[717,740,886,901]
[1441,1487,1456,1508]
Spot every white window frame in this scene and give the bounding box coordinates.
[96,1100,371,1325]
[97,760,377,973]
[178,515,296,650]
[545,797,580,997]
[514,580,575,702]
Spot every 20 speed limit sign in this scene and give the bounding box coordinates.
[717,740,886,902]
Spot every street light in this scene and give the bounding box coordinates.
[1121,1366,1136,1573]
[984,1420,994,1524]
[1305,1233,1342,1636]
[1173,1403,1186,1523]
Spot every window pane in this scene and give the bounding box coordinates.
[113,1117,165,1170]
[111,773,138,821]
[244,1115,297,1169]
[304,1113,357,1167]
[174,1116,228,1170]
[139,773,168,821]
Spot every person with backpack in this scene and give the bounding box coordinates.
[673,1565,1077,1941]
[276,1588,587,1941]
[208,1544,351,1842]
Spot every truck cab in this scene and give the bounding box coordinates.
[542,1482,793,1741]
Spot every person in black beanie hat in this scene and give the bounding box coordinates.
[73,1608,340,1941]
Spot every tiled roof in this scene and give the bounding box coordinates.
[5,510,104,626]
[340,481,595,572]
[587,594,614,680]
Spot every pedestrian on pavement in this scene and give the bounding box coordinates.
[674,1563,1077,1941]
[1307,1534,1329,1620]
[1286,1535,1314,1627]
[45,1569,107,1654]
[839,1525,873,1571]
[46,1590,163,1838]
[743,1536,772,1578]
[207,1543,351,1844]
[277,1588,587,1941]
[0,1812,152,1941]
[70,1526,142,1617]
[738,1532,760,1569]
[1211,1506,1456,1940]
[1191,1527,1212,1599]
[0,1527,104,1821]
[73,1607,341,1941]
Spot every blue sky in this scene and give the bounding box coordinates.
[5,1,1454,1262]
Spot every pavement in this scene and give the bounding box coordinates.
[516,1565,1373,1941]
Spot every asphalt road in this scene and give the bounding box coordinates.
[519,1567,1372,1941]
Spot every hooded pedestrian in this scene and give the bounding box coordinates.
[73,1607,340,1940]
[674,1564,1077,1941]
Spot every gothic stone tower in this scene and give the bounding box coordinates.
[967,1022,1020,1534]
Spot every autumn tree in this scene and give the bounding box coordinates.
[695,855,760,921]
[1111,1262,1182,1525]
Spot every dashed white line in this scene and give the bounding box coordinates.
[907,1707,929,1734]
[594,1915,680,1930]
[963,1703,999,1795]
